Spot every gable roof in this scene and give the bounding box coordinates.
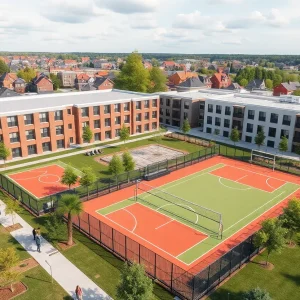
[76,73,90,81]
[281,81,300,91]
[0,87,20,97]
[212,71,230,83]
[81,83,97,91]
[14,78,26,84]
[93,77,114,88]
[246,79,265,90]
[33,73,52,85]
[178,77,205,88]
[226,83,241,90]
[0,72,18,83]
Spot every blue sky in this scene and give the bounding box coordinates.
[0,0,299,54]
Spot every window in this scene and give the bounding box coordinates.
[42,142,51,152]
[57,140,64,149]
[166,118,170,125]
[166,109,170,117]
[144,100,149,108]
[26,130,35,140]
[206,127,212,134]
[67,109,72,115]
[94,120,100,129]
[9,132,20,143]
[56,125,64,135]
[267,140,275,148]
[136,102,141,110]
[225,106,231,116]
[136,125,142,133]
[215,117,221,127]
[233,107,244,118]
[81,107,89,117]
[248,110,255,120]
[7,116,18,127]
[39,112,48,123]
[270,113,278,124]
[144,112,149,120]
[124,103,130,111]
[281,129,289,139]
[223,131,229,138]
[207,116,212,125]
[93,106,100,115]
[184,102,189,110]
[245,136,252,143]
[282,115,291,126]
[160,98,164,106]
[82,121,89,128]
[114,104,121,112]
[94,133,100,141]
[208,104,213,113]
[200,102,205,110]
[104,105,110,114]
[12,147,22,158]
[183,112,188,119]
[152,122,157,130]
[144,124,149,131]
[152,99,157,107]
[257,125,264,134]
[27,145,37,155]
[246,123,253,133]
[69,137,74,144]
[40,128,50,138]
[268,127,276,138]
[115,129,120,137]
[166,99,171,106]
[224,119,230,128]
[124,115,130,123]
[55,110,63,121]
[105,131,111,139]
[259,111,266,122]
[152,111,157,119]
[115,116,121,125]
[105,118,111,127]
[216,105,222,114]
[136,114,142,121]
[24,114,34,125]
[68,124,72,129]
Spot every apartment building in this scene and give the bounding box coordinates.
[0,90,159,160]
[57,71,77,87]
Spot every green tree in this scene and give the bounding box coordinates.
[79,167,96,197]
[57,194,83,246]
[278,136,288,152]
[122,151,135,173]
[255,130,266,149]
[82,125,93,143]
[119,124,130,145]
[17,67,36,83]
[0,142,11,166]
[255,67,263,80]
[295,145,300,155]
[116,262,153,300]
[148,67,167,93]
[281,198,300,244]
[45,213,67,242]
[265,79,273,90]
[292,89,300,96]
[114,52,150,92]
[180,119,191,141]
[5,199,21,225]
[253,218,286,266]
[214,129,220,135]
[108,154,124,177]
[50,73,61,90]
[273,74,282,87]
[243,287,272,300]
[151,58,160,67]
[0,59,10,75]
[230,127,240,146]
[240,78,248,87]
[61,165,78,189]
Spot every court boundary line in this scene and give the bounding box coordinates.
[122,208,138,232]
[155,219,173,230]
[176,235,210,258]
[98,202,136,216]
[214,176,253,191]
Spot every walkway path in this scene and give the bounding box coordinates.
[0,200,112,300]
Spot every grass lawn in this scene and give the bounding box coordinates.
[208,243,300,300]
[0,225,70,300]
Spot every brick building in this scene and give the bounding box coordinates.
[0,90,159,160]
[210,70,231,89]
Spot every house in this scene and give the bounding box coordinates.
[57,71,77,87]
[75,73,92,90]
[28,73,53,93]
[226,82,242,91]
[94,70,109,77]
[0,87,20,97]
[64,59,77,67]
[273,82,300,96]
[210,70,231,89]
[198,75,212,88]
[81,57,90,64]
[93,77,114,90]
[13,78,26,94]
[143,61,152,69]
[176,77,209,92]
[80,83,97,91]
[0,73,18,89]
[168,71,198,87]
[246,79,266,91]
[162,61,179,70]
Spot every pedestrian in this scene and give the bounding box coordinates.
[75,285,83,300]
[36,234,41,253]
[32,228,36,240]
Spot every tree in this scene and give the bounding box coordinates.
[119,124,130,145]
[114,52,150,92]
[181,119,191,141]
[0,142,11,167]
[0,248,20,292]
[0,59,10,75]
[122,151,135,172]
[79,167,96,197]
[50,73,61,90]
[214,129,220,135]
[253,218,286,266]
[255,130,266,149]
[17,67,36,83]
[5,199,21,225]
[240,78,248,87]
[230,127,240,146]
[57,194,83,246]
[148,67,167,93]
[281,198,300,244]
[278,136,288,152]
[255,67,263,80]
[108,154,124,177]
[265,79,273,90]
[61,165,78,189]
[292,89,300,96]
[295,145,300,155]
[243,287,272,300]
[45,213,67,242]
[116,262,153,300]
[273,74,282,87]
[82,125,93,143]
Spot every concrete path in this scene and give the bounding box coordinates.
[0,200,112,300]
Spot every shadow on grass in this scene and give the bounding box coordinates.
[281,273,300,286]
[208,288,244,300]
[25,274,51,283]
[63,296,73,300]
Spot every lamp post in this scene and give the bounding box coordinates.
[45,260,53,283]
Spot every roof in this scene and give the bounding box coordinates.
[33,74,52,85]
[76,73,90,81]
[246,79,265,90]
[163,61,176,66]
[212,71,230,83]
[0,72,18,82]
[0,87,20,97]
[226,83,241,90]
[81,83,97,91]
[281,81,300,91]
[178,77,205,88]
[14,78,26,84]
[0,89,158,117]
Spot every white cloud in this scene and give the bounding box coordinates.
[129,14,158,29]
[208,0,244,3]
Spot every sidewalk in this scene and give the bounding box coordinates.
[0,200,112,300]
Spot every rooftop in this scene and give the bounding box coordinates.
[0,89,157,117]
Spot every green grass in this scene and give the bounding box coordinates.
[208,244,300,300]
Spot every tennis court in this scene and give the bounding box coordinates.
[83,156,300,270]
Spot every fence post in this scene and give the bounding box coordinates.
[154,253,156,278]
[191,275,195,300]
[206,265,211,289]
[99,220,102,243]
[97,182,99,197]
[112,229,114,252]
[170,263,174,291]
[139,244,141,263]
[125,236,127,260]
[88,214,91,235]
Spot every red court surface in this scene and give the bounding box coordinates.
[104,203,207,257]
[83,156,300,273]
[8,164,80,198]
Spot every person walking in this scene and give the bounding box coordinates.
[75,285,83,300]
[32,228,36,240]
[36,234,41,253]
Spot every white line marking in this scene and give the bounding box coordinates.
[266,178,276,190]
[10,170,48,181]
[210,174,252,191]
[122,208,138,232]
[176,236,209,258]
[235,175,248,182]
[98,202,136,215]
[155,219,173,230]
[38,174,61,184]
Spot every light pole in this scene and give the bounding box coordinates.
[45,260,53,283]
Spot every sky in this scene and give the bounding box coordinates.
[0,0,299,54]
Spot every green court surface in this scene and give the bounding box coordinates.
[97,163,299,265]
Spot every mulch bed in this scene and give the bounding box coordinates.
[57,241,77,251]
[5,223,22,232]
[0,282,27,300]
[13,258,38,274]
[258,261,275,270]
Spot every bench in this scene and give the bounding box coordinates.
[143,169,170,181]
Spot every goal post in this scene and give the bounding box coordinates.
[250,149,276,171]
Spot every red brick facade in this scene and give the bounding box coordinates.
[273,84,292,96]
[210,71,231,89]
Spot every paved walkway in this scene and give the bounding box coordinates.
[0,200,112,300]
[2,132,169,171]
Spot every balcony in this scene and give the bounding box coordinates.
[233,113,244,118]
[293,136,300,143]
[295,122,300,129]
[172,112,180,119]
